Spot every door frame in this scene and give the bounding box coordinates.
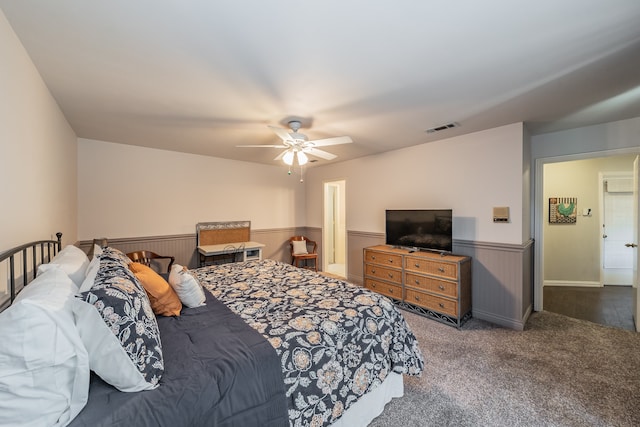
[534,147,640,312]
[633,156,639,332]
[322,179,347,276]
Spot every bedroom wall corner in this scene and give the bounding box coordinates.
[77,139,305,255]
[0,9,78,252]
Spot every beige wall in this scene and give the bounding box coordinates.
[305,122,529,245]
[0,10,77,250]
[77,138,306,240]
[543,154,636,283]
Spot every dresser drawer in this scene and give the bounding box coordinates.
[365,279,403,300]
[364,264,402,284]
[364,250,402,268]
[405,289,457,317]
[405,273,458,298]
[405,257,457,280]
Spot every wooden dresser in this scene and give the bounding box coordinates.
[363,245,471,328]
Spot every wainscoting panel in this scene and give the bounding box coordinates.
[79,230,534,330]
[346,231,385,284]
[454,239,534,330]
[79,227,307,270]
[251,227,307,265]
[79,235,199,269]
[304,227,323,270]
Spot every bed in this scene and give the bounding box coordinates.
[0,235,424,427]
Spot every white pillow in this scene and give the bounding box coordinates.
[168,264,206,308]
[91,244,103,260]
[37,244,90,287]
[292,239,308,255]
[78,255,100,293]
[0,268,89,427]
[71,299,158,392]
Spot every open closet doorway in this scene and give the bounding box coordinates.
[536,152,639,331]
[323,180,346,278]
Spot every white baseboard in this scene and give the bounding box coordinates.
[543,280,601,288]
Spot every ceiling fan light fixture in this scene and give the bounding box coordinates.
[296,151,308,166]
[283,150,295,165]
[238,118,353,166]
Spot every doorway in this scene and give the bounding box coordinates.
[601,173,634,286]
[535,152,639,330]
[323,180,346,278]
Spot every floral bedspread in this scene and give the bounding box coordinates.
[192,259,424,427]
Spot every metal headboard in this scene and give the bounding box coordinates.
[0,232,62,308]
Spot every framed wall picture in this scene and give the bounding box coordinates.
[549,197,577,224]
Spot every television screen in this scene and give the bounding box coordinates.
[385,209,453,252]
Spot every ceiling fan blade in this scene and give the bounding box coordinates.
[307,136,352,147]
[274,150,288,161]
[236,144,288,148]
[268,125,293,141]
[304,147,337,160]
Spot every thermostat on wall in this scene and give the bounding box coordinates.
[493,206,510,223]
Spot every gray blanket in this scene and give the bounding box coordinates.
[69,292,288,427]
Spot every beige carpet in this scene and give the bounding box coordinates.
[369,310,640,427]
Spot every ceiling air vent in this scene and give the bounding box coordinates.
[425,122,459,134]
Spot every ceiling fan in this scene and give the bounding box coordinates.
[237,120,352,166]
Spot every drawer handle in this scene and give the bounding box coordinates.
[439,303,445,308]
[414,295,420,302]
[371,269,376,274]
[438,285,445,290]
[388,258,394,263]
[388,288,394,293]
[371,255,376,260]
[438,267,445,273]
[388,273,394,278]
[415,280,420,285]
[371,283,377,288]
[414,263,420,268]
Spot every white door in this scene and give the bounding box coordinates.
[323,180,346,277]
[602,174,634,285]
[633,156,640,332]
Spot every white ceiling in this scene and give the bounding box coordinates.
[3,0,640,166]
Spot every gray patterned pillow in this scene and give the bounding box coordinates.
[74,247,164,391]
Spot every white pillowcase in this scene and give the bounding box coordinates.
[70,299,158,392]
[90,244,103,260]
[78,255,100,293]
[292,239,308,255]
[168,264,206,308]
[0,268,89,427]
[37,244,90,288]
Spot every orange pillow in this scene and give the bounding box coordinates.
[129,262,182,316]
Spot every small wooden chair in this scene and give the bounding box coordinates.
[289,236,318,271]
[126,250,175,273]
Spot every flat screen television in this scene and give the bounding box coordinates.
[385,209,453,253]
